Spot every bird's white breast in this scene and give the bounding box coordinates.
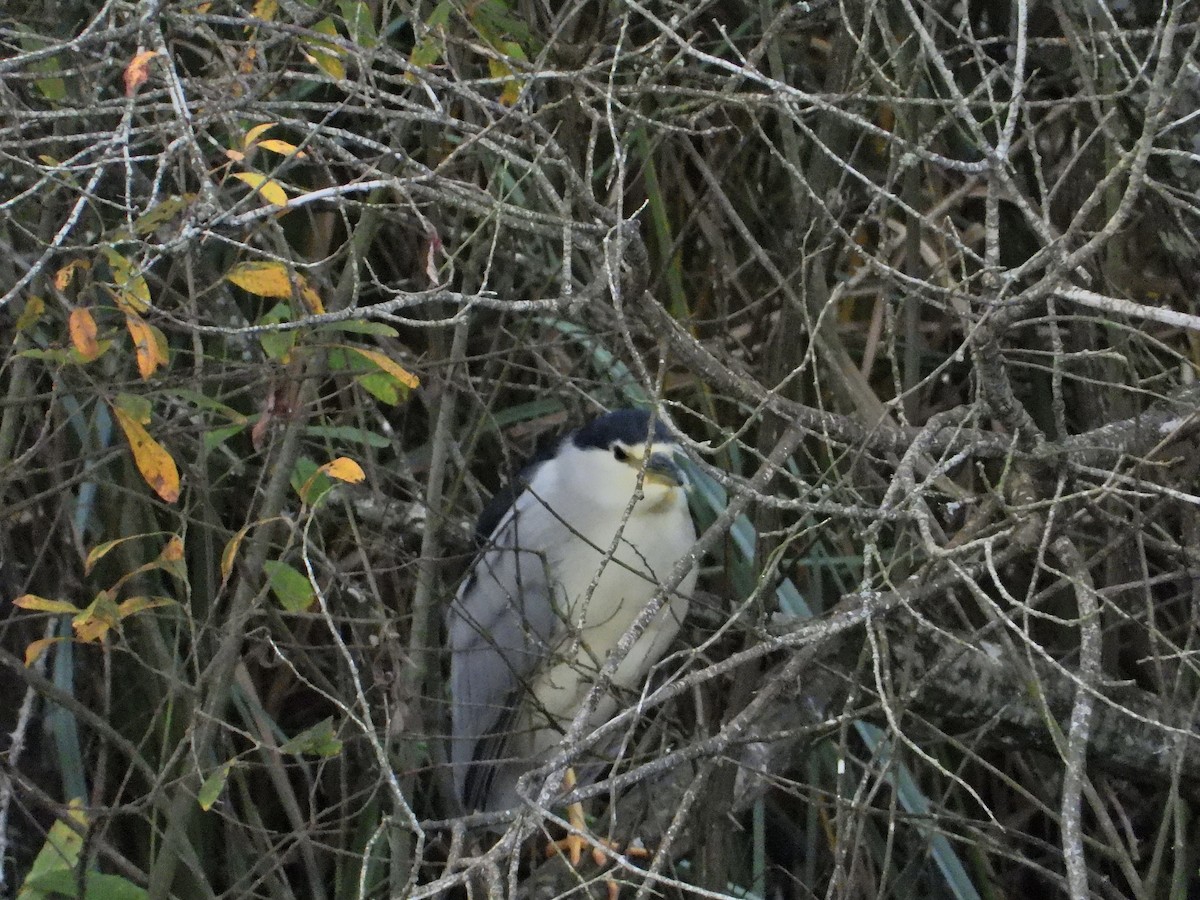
[519,457,697,748]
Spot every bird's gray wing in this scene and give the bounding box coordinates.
[447,490,563,812]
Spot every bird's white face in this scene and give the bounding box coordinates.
[552,438,687,517]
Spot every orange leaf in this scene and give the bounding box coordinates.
[124,50,160,96]
[111,405,181,503]
[225,261,293,297]
[69,308,101,361]
[232,171,288,206]
[24,636,66,667]
[347,347,420,389]
[14,594,78,615]
[320,457,365,483]
[125,313,169,379]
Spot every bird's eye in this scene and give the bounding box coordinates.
[612,445,629,462]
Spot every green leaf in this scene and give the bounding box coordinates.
[197,760,234,811]
[279,717,343,757]
[113,392,152,424]
[426,0,452,28]
[316,319,398,337]
[24,869,149,900]
[291,456,334,504]
[356,371,400,405]
[257,302,296,363]
[202,423,248,454]
[263,560,315,612]
[303,424,392,448]
[20,800,87,896]
[338,0,376,47]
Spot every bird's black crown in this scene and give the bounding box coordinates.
[571,408,673,451]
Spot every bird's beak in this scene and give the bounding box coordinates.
[642,450,686,488]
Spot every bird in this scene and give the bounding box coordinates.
[447,408,698,832]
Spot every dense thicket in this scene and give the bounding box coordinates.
[2,1,1199,898]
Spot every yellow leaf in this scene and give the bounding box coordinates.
[24,636,66,667]
[161,534,184,561]
[320,457,365,483]
[226,261,293,298]
[304,46,346,80]
[256,138,307,158]
[117,596,176,618]
[86,534,155,573]
[14,594,78,615]
[112,405,181,503]
[72,592,121,643]
[69,308,101,361]
[232,171,288,206]
[304,18,346,80]
[243,122,276,147]
[251,0,277,20]
[221,524,251,582]
[125,312,169,379]
[347,347,420,389]
[102,247,150,313]
[54,259,91,291]
[299,283,325,314]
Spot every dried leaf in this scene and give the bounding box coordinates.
[124,50,160,96]
[112,405,181,503]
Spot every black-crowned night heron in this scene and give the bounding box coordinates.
[447,409,697,849]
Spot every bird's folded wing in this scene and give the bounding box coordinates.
[447,495,563,809]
